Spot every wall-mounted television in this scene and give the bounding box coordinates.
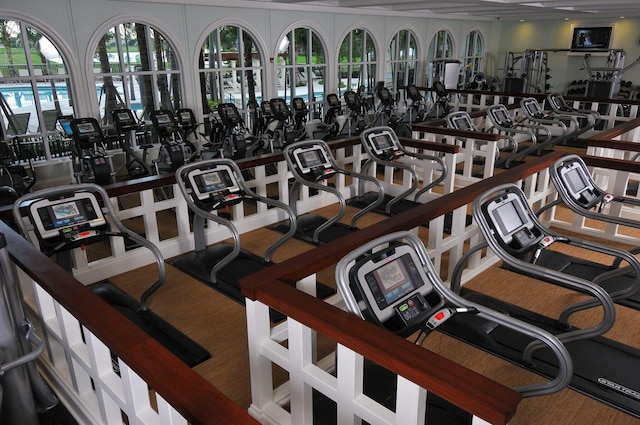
[569,25,613,53]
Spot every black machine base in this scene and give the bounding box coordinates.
[271,214,356,245]
[348,193,473,233]
[171,244,335,318]
[90,282,211,367]
[441,290,640,418]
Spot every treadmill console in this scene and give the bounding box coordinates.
[363,128,403,161]
[29,192,107,247]
[217,103,243,127]
[186,164,243,210]
[70,118,104,149]
[449,113,476,132]
[348,243,443,332]
[558,161,603,209]
[291,144,335,182]
[112,109,139,132]
[482,191,541,254]
[150,110,177,138]
[490,107,514,128]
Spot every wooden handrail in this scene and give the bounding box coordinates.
[586,116,640,149]
[241,152,566,424]
[0,220,260,425]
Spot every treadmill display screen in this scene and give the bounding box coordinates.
[292,145,331,174]
[452,116,472,130]
[494,109,510,124]
[188,165,240,201]
[371,133,392,150]
[364,253,425,310]
[300,150,324,168]
[494,200,525,235]
[31,193,106,240]
[564,166,590,194]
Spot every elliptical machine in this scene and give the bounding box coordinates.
[216,102,255,159]
[69,117,115,186]
[112,108,153,178]
[290,97,309,142]
[176,108,215,161]
[312,93,342,141]
[342,90,367,136]
[150,109,191,174]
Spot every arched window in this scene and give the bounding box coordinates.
[0,19,73,161]
[460,30,484,88]
[93,22,181,124]
[198,25,264,115]
[385,29,418,92]
[337,28,377,97]
[276,27,326,110]
[425,29,456,88]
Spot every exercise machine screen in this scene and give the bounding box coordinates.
[492,108,512,126]
[451,115,473,131]
[559,162,599,207]
[364,128,403,160]
[187,165,241,204]
[352,244,442,325]
[113,109,138,131]
[291,145,334,180]
[485,192,538,248]
[29,192,106,241]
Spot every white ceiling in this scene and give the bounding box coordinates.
[251,0,640,20]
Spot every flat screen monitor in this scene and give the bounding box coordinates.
[292,145,331,174]
[187,165,240,201]
[570,26,613,52]
[356,244,432,322]
[30,192,106,240]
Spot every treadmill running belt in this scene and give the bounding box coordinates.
[90,282,211,367]
[441,290,640,418]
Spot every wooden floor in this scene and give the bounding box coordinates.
[82,141,640,424]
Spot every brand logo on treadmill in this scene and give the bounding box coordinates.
[598,377,640,400]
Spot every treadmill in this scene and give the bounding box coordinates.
[448,183,640,418]
[12,184,210,367]
[349,126,447,215]
[327,231,573,424]
[275,139,384,245]
[172,158,301,303]
[546,154,640,310]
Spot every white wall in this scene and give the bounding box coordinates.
[2,0,638,122]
